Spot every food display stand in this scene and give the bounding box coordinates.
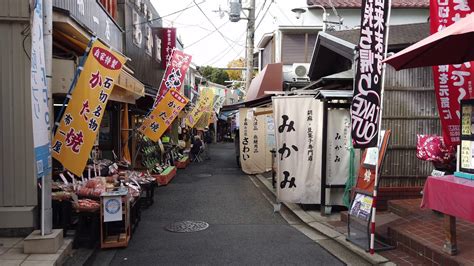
[420,99,474,255]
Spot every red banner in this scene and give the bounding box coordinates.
[430,0,474,147]
[161,28,176,69]
[155,49,192,104]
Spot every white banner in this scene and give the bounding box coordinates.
[274,96,323,204]
[239,108,271,174]
[326,109,352,185]
[31,0,52,179]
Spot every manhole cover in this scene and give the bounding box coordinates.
[196,174,212,178]
[165,221,209,233]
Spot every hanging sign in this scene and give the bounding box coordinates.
[185,88,215,128]
[31,0,51,179]
[140,88,188,142]
[213,95,226,114]
[239,108,271,174]
[160,28,177,69]
[273,97,322,203]
[327,109,352,185]
[52,40,126,176]
[156,49,191,103]
[430,0,474,147]
[351,0,390,148]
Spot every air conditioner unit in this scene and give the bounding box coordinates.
[292,63,310,81]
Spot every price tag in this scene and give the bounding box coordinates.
[88,168,91,180]
[59,173,68,185]
[431,169,445,177]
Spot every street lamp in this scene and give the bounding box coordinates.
[291,5,327,32]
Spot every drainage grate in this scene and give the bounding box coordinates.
[165,221,209,233]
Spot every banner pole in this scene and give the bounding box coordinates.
[369,0,392,254]
[53,37,95,134]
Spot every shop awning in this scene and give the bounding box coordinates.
[245,63,283,102]
[111,69,145,104]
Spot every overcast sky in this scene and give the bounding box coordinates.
[150,0,307,68]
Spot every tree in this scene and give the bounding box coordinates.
[199,65,229,86]
[226,58,245,81]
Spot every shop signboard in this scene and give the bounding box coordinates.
[53,0,123,52]
[140,88,189,142]
[52,40,126,176]
[156,49,191,102]
[349,193,373,221]
[185,88,215,128]
[273,96,321,203]
[239,108,271,174]
[160,28,177,69]
[31,0,51,179]
[103,196,122,222]
[350,0,390,148]
[327,109,352,185]
[430,0,474,147]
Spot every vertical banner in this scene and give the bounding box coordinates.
[160,28,176,69]
[273,97,322,204]
[239,108,270,174]
[31,0,51,179]
[52,40,126,176]
[430,0,474,147]
[213,95,226,114]
[156,49,192,102]
[327,109,352,185]
[140,88,189,142]
[185,88,215,128]
[351,0,390,148]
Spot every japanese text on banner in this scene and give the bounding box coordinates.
[185,88,215,128]
[430,0,474,147]
[140,88,189,142]
[52,40,126,176]
[351,0,390,148]
[156,49,192,103]
[31,0,52,178]
[274,97,321,204]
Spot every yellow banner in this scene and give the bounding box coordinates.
[140,88,188,142]
[52,40,126,176]
[185,88,215,128]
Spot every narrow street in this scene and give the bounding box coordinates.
[87,143,343,265]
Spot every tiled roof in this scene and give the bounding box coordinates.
[307,0,429,8]
[328,22,430,48]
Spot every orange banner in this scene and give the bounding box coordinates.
[52,40,126,176]
[140,88,188,142]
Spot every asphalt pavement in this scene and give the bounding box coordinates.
[86,143,344,265]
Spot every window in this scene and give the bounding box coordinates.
[99,0,117,20]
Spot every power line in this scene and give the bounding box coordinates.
[255,0,273,31]
[125,0,206,31]
[255,0,268,22]
[193,0,238,53]
[171,0,195,23]
[202,29,246,66]
[186,20,229,48]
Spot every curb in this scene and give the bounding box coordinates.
[255,174,391,265]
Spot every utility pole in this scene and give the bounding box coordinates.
[245,0,255,91]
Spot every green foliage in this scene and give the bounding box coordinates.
[200,65,229,85]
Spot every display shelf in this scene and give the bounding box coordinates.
[153,166,177,186]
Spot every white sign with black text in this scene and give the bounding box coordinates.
[273,96,323,204]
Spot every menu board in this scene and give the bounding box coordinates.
[460,100,474,173]
[349,193,373,221]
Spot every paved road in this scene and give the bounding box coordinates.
[88,143,343,265]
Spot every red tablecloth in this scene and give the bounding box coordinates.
[421,175,474,223]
